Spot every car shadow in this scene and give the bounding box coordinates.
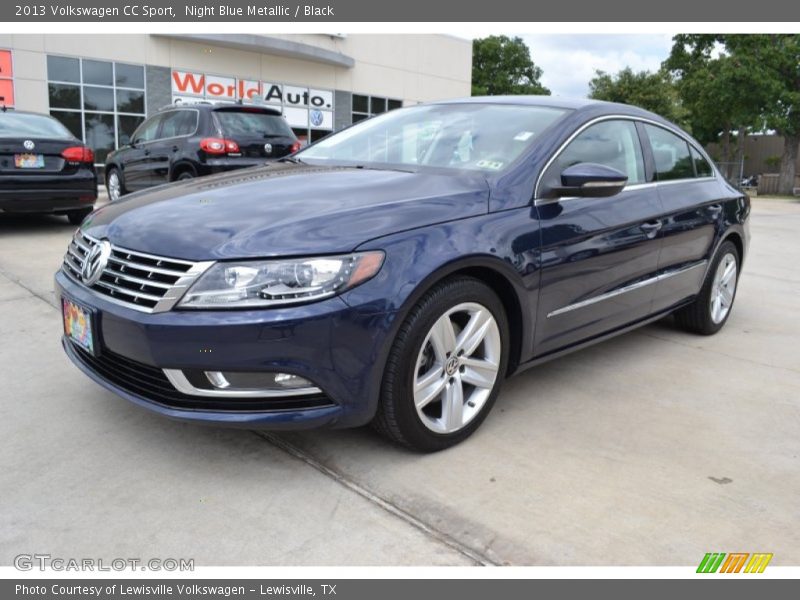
[0,213,76,234]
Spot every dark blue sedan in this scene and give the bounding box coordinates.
[55,96,750,451]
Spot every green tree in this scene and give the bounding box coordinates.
[588,68,684,124]
[472,36,550,96]
[721,35,800,195]
[665,34,799,192]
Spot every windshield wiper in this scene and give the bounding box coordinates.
[278,156,304,164]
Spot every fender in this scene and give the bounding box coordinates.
[342,211,542,425]
[169,160,198,181]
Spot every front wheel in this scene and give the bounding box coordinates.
[674,240,740,335]
[372,277,509,452]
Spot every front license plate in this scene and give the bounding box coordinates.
[14,153,45,168]
[62,297,97,356]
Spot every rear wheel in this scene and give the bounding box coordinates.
[674,241,740,335]
[372,277,509,452]
[66,208,92,225]
[106,168,125,202]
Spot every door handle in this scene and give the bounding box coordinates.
[143,149,151,156]
[640,221,662,233]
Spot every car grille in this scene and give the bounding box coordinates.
[67,342,336,412]
[62,231,211,313]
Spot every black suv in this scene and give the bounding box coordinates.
[104,103,300,201]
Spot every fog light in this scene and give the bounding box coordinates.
[274,373,313,389]
[163,368,322,398]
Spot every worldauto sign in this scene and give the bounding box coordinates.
[171,70,334,130]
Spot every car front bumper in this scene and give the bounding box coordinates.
[55,269,397,429]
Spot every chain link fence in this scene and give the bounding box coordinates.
[714,159,747,189]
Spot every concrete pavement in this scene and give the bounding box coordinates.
[0,199,798,566]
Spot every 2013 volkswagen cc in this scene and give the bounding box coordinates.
[56,97,749,451]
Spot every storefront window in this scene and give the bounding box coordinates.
[83,86,114,112]
[48,84,80,109]
[352,94,402,124]
[50,110,82,139]
[117,114,145,146]
[84,113,115,162]
[47,55,146,164]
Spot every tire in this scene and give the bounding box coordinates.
[66,208,92,225]
[674,240,740,335]
[372,276,510,452]
[106,168,126,202]
[176,171,195,181]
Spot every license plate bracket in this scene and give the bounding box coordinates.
[62,296,98,357]
[14,153,45,169]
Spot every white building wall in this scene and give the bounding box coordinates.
[0,33,472,112]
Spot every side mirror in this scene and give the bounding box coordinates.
[555,163,628,198]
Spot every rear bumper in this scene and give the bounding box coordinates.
[199,158,270,175]
[0,191,97,213]
[0,173,98,213]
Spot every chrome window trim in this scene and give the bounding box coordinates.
[546,261,708,318]
[533,114,718,201]
[163,369,323,398]
[131,108,200,146]
[534,177,718,206]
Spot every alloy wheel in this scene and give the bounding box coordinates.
[710,252,737,324]
[107,172,121,202]
[414,302,502,434]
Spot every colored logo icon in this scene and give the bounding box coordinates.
[697,552,773,573]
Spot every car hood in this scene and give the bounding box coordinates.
[83,163,490,260]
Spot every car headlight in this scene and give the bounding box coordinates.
[178,251,384,309]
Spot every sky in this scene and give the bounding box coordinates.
[515,34,676,98]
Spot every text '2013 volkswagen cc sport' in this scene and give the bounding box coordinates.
[56,97,750,451]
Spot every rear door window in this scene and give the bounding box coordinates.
[644,124,694,181]
[690,146,713,177]
[158,110,197,139]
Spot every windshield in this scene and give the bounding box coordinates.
[0,112,75,139]
[214,110,296,138]
[298,103,568,172]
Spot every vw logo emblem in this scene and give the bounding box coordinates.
[263,143,273,154]
[81,240,111,286]
[310,110,324,127]
[23,140,35,151]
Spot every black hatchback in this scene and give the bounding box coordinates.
[0,110,97,224]
[104,103,301,201]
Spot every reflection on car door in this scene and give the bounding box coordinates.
[148,110,196,186]
[533,119,665,356]
[123,114,163,191]
[643,124,722,313]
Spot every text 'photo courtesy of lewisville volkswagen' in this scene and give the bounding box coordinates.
[57,97,749,452]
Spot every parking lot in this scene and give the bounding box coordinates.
[1,198,798,566]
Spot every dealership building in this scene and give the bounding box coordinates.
[0,33,472,164]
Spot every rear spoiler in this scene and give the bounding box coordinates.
[211,104,283,116]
